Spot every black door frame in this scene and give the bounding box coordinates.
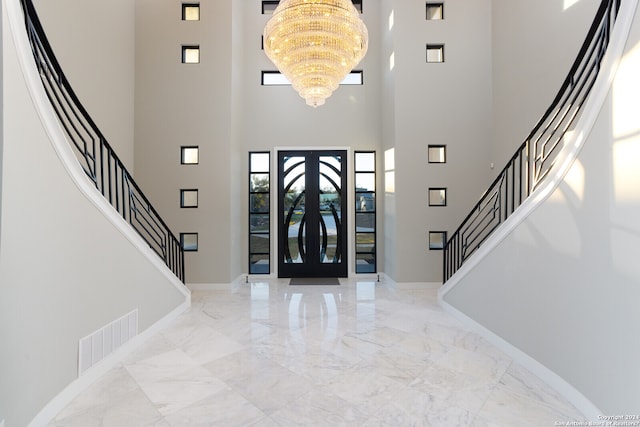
[278,150,348,278]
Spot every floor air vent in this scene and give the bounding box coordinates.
[78,309,138,376]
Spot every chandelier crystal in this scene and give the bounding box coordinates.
[263,0,369,107]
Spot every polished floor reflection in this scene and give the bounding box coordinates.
[49,279,585,426]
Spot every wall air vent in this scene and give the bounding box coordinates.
[78,309,138,376]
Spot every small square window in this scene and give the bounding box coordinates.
[428,145,446,163]
[182,46,200,64]
[341,70,363,85]
[182,3,200,21]
[429,187,447,206]
[181,146,199,164]
[261,71,363,86]
[426,3,444,20]
[426,44,444,63]
[180,189,198,208]
[261,0,361,14]
[429,231,447,250]
[180,233,198,251]
[262,1,279,14]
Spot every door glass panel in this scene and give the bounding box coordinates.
[283,156,306,264]
[319,155,342,264]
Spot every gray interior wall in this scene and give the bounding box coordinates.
[0,11,187,425]
[133,0,383,282]
[240,3,382,153]
[0,0,3,260]
[119,0,605,285]
[389,0,493,282]
[240,0,383,278]
[33,0,136,170]
[381,0,396,280]
[490,0,602,170]
[229,1,245,280]
[0,4,4,426]
[134,0,234,284]
[443,7,640,413]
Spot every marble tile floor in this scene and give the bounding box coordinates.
[49,279,586,426]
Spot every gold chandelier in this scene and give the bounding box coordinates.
[263,0,368,107]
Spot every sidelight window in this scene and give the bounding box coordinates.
[355,151,376,273]
[249,152,271,274]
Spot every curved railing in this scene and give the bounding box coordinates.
[443,0,621,282]
[19,0,185,283]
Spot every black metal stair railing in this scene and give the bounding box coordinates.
[20,0,185,283]
[443,0,621,283]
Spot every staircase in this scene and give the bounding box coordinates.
[19,0,185,283]
[443,0,621,283]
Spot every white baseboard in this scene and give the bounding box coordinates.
[28,300,190,427]
[392,281,441,290]
[439,298,601,421]
[187,282,239,291]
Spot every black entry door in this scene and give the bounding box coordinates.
[278,150,348,278]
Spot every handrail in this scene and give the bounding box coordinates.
[19,0,185,283]
[443,0,621,282]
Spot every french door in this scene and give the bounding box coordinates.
[278,150,348,278]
